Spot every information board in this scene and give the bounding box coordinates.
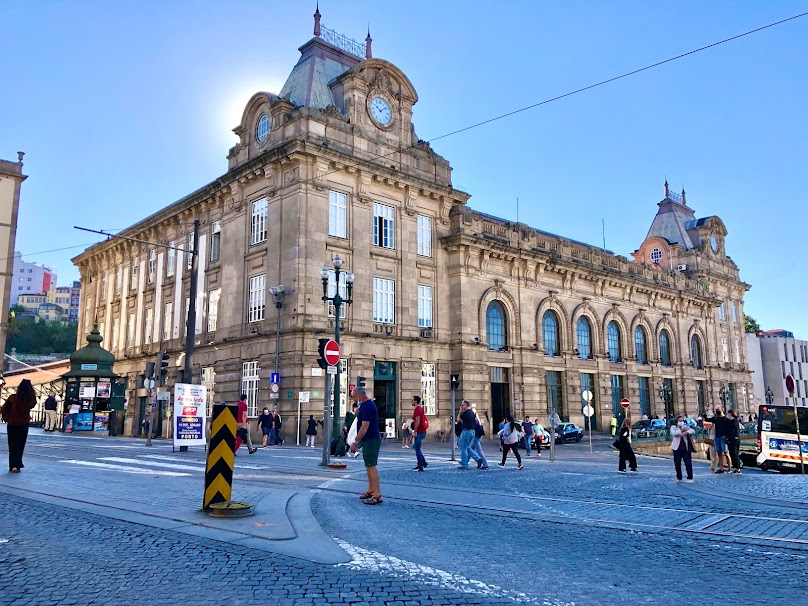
[173,383,207,448]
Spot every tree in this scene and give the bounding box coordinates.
[744,315,761,334]
[5,308,78,355]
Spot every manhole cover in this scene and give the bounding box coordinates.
[207,501,255,518]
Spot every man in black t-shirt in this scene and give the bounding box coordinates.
[456,400,482,469]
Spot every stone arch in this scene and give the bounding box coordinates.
[571,302,601,355]
[238,92,278,140]
[536,295,569,354]
[478,286,519,349]
[602,308,630,358]
[654,317,678,364]
[629,313,654,362]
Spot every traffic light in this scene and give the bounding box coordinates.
[317,338,329,370]
[450,373,460,391]
[159,352,169,385]
[357,375,366,389]
[145,362,155,380]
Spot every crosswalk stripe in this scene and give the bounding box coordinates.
[59,460,191,476]
[99,457,204,472]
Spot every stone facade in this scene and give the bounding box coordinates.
[71,23,752,440]
[0,153,26,358]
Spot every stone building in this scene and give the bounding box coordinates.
[71,12,753,439]
[0,153,26,357]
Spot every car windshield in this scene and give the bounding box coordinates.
[633,420,651,429]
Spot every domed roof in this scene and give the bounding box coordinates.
[62,324,117,378]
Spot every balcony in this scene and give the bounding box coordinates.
[373,323,396,336]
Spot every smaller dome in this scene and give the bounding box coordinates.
[69,323,115,367]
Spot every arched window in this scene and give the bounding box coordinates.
[691,334,703,369]
[577,317,592,359]
[659,330,671,367]
[607,321,622,361]
[543,311,560,356]
[486,301,507,351]
[634,327,648,365]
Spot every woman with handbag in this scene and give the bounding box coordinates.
[497,415,524,470]
[670,415,696,482]
[1,379,38,473]
[616,417,638,473]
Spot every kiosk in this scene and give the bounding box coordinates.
[61,324,127,434]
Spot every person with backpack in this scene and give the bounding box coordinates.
[471,408,490,470]
[1,379,38,472]
[497,415,524,470]
[411,395,429,471]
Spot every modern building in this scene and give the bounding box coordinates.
[0,153,26,358]
[71,10,754,439]
[747,331,807,408]
[16,281,81,324]
[11,252,56,307]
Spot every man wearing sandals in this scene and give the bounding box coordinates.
[349,388,383,505]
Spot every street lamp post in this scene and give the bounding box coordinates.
[658,382,673,428]
[269,285,286,376]
[320,255,354,440]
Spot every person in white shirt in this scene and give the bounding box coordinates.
[670,415,696,482]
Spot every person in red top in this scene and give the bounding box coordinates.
[1,379,38,472]
[234,393,257,455]
[411,395,429,471]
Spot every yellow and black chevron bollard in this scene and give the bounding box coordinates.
[203,403,238,510]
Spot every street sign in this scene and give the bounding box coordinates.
[549,412,561,428]
[311,368,324,377]
[582,390,593,403]
[269,393,279,399]
[298,391,310,403]
[270,372,280,384]
[144,378,155,389]
[620,398,630,409]
[324,340,340,366]
[786,373,796,396]
[327,365,338,375]
[270,383,279,393]
[583,405,595,417]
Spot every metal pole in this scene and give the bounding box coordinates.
[321,371,332,466]
[588,414,592,455]
[146,350,161,447]
[182,219,200,384]
[549,419,556,462]
[146,384,154,446]
[450,388,456,462]
[332,284,342,441]
[792,393,805,475]
[274,305,281,376]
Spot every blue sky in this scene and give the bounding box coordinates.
[2,1,806,337]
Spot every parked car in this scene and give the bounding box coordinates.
[515,426,552,450]
[554,422,584,443]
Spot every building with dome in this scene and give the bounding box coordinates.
[71,9,752,439]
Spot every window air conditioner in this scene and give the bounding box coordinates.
[677,264,687,271]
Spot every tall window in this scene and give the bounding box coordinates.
[718,300,726,321]
[163,303,172,341]
[638,376,650,418]
[126,314,135,348]
[241,361,259,417]
[100,273,107,300]
[210,222,221,263]
[577,317,592,359]
[659,330,671,367]
[543,311,560,356]
[144,307,153,345]
[662,378,675,417]
[115,265,122,296]
[421,363,436,416]
[111,317,119,352]
[696,380,706,417]
[326,270,347,317]
[207,289,220,332]
[372,278,395,324]
[634,327,648,365]
[148,250,156,284]
[84,297,92,332]
[720,337,729,363]
[691,335,703,368]
[248,275,266,323]
[166,241,175,277]
[486,301,507,351]
[187,232,194,269]
[373,202,395,249]
[131,257,138,289]
[547,371,564,420]
[417,215,432,257]
[328,191,348,238]
[610,375,624,415]
[251,198,268,245]
[418,285,433,328]
[607,321,622,361]
[202,367,216,418]
[731,301,737,323]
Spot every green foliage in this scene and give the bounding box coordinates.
[5,312,78,355]
[744,315,761,334]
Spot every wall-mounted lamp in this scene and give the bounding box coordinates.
[473,336,480,345]
[532,343,539,351]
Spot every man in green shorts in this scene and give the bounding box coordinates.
[349,388,383,505]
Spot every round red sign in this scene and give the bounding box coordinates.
[620,398,630,409]
[324,339,341,366]
[785,374,796,396]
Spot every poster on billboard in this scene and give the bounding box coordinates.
[173,383,207,448]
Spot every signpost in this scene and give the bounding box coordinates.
[172,383,207,452]
[620,398,630,410]
[582,389,594,455]
[549,411,560,462]
[323,340,340,366]
[785,373,804,475]
[298,391,310,447]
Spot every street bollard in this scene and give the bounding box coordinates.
[203,403,238,510]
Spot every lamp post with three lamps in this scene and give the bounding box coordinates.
[320,254,354,440]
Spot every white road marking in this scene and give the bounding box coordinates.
[140,454,266,470]
[99,457,204,472]
[58,460,191,476]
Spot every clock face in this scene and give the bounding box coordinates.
[369,96,392,126]
[710,235,718,253]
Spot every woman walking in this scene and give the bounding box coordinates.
[497,415,524,470]
[616,418,638,473]
[670,415,696,483]
[305,415,319,447]
[1,379,38,473]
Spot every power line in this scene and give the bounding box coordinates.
[0,243,99,265]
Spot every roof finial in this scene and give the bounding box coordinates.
[681,187,686,206]
[664,178,669,199]
[313,1,321,37]
[365,26,372,59]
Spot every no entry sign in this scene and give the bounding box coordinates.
[620,398,630,409]
[324,339,340,366]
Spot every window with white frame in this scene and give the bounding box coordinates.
[735,340,741,364]
[210,222,221,263]
[166,241,175,277]
[126,314,135,348]
[84,297,92,332]
[731,301,738,323]
[100,273,107,300]
[115,265,122,296]
[248,275,266,323]
[202,367,215,417]
[421,363,436,416]
[187,233,194,269]
[326,269,347,317]
[373,202,395,249]
[721,337,729,363]
[418,285,432,327]
[163,303,172,341]
[148,250,156,284]
[250,198,268,245]
[718,300,726,321]
[373,278,395,324]
[329,190,348,238]
[131,257,138,289]
[144,307,153,345]
[242,361,259,417]
[417,215,432,257]
[111,317,119,352]
[207,288,220,332]
[184,297,190,337]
